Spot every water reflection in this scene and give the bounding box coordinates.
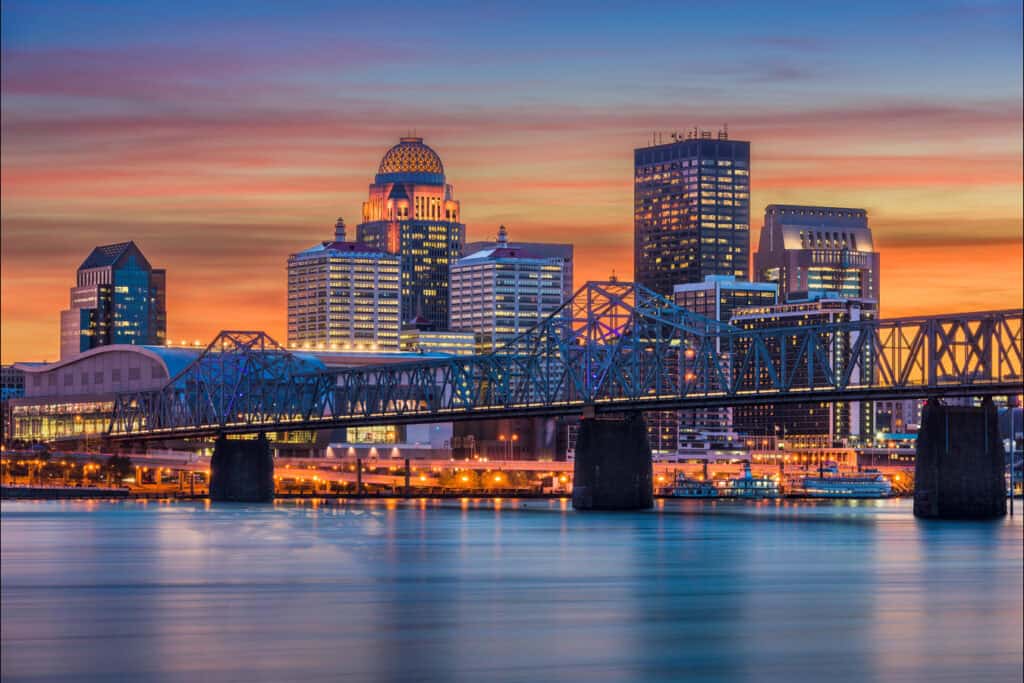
[1,499,1021,683]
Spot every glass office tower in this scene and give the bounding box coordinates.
[59,242,167,359]
[634,129,751,297]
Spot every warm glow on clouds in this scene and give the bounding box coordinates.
[2,0,1021,363]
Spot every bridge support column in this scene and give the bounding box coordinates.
[209,434,274,503]
[572,413,653,511]
[914,397,1005,519]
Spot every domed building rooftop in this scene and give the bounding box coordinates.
[375,136,446,185]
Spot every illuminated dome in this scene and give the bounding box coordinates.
[375,136,445,184]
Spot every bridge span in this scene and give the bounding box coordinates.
[102,281,1021,516]
[107,281,1022,440]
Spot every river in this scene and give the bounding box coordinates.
[2,498,1021,682]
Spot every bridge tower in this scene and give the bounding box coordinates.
[209,433,274,503]
[572,413,654,510]
[914,397,1006,519]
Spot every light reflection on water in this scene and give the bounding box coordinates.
[2,498,1021,683]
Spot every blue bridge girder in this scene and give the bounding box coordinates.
[107,281,1024,441]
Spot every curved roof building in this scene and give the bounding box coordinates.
[356,136,465,331]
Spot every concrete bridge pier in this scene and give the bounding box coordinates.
[572,413,653,511]
[209,433,274,503]
[914,397,1006,519]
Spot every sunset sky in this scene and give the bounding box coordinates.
[2,0,1022,363]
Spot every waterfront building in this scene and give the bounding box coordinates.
[287,227,401,350]
[730,297,877,447]
[449,237,566,353]
[356,136,465,330]
[464,225,575,300]
[634,128,750,297]
[754,205,879,304]
[10,345,199,442]
[673,275,778,458]
[59,242,166,359]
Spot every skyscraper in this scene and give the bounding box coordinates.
[464,225,575,300]
[287,225,401,350]
[754,204,879,304]
[59,241,166,359]
[356,136,465,330]
[634,129,751,297]
[450,237,566,352]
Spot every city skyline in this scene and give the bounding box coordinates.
[2,0,1022,363]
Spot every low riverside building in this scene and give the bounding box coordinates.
[9,345,199,443]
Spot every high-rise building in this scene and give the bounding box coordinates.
[59,242,166,359]
[464,225,575,300]
[673,275,778,457]
[450,238,566,352]
[634,129,751,297]
[287,230,401,350]
[356,136,465,330]
[731,297,877,447]
[755,205,879,305]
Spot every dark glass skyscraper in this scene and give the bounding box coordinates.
[634,130,750,297]
[59,241,167,359]
[356,136,465,330]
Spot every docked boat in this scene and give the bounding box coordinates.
[662,475,718,498]
[795,466,893,499]
[714,462,781,499]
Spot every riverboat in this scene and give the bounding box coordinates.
[797,467,893,499]
[714,463,781,499]
[662,475,719,498]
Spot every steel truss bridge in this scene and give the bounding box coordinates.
[108,282,1023,441]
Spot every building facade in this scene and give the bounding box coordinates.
[399,328,477,356]
[754,205,879,305]
[10,346,199,443]
[287,234,401,350]
[673,275,778,457]
[59,242,166,359]
[464,225,575,300]
[634,129,751,297]
[730,297,878,447]
[356,136,465,330]
[449,241,566,352]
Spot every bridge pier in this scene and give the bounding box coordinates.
[914,397,1005,519]
[209,434,274,503]
[572,413,653,511]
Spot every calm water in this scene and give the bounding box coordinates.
[2,498,1021,683]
